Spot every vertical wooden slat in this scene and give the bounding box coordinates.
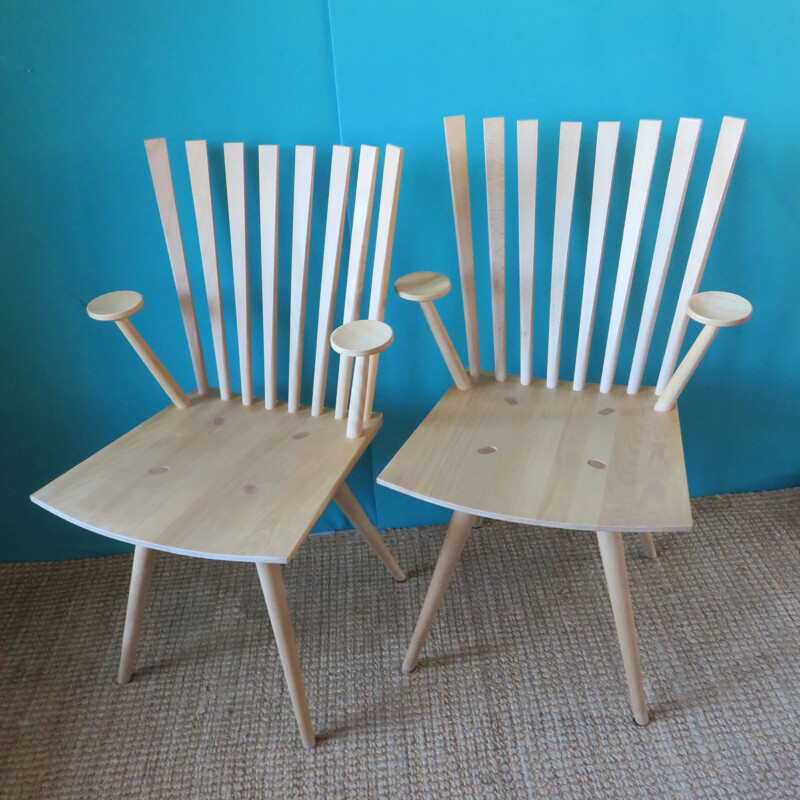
[288,146,315,413]
[223,142,252,405]
[362,145,403,421]
[572,122,620,391]
[546,122,581,388]
[517,120,538,386]
[444,116,480,377]
[483,117,506,381]
[258,145,279,409]
[144,138,208,395]
[656,116,746,395]
[311,145,352,416]
[185,140,231,400]
[627,118,702,394]
[335,146,379,420]
[599,120,661,393]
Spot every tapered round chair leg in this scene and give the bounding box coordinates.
[256,563,315,749]
[597,531,649,726]
[403,510,475,673]
[118,545,156,685]
[638,532,657,559]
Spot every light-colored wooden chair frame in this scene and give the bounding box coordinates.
[381,116,751,726]
[32,138,406,748]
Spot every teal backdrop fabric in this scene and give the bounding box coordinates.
[2,0,798,559]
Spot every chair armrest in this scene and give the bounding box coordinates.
[86,290,189,409]
[395,271,452,302]
[330,319,393,358]
[655,291,752,412]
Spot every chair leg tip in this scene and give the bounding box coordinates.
[402,658,417,674]
[393,571,407,583]
[633,713,650,726]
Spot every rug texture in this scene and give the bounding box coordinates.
[1,488,798,799]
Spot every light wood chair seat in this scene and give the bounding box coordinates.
[379,374,690,533]
[33,392,382,563]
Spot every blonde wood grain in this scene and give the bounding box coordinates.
[483,117,506,380]
[255,562,315,748]
[144,138,208,395]
[259,145,280,410]
[638,532,657,559]
[627,119,702,395]
[115,318,189,409]
[312,146,352,416]
[517,120,538,386]
[395,271,451,302]
[223,142,252,405]
[87,290,143,321]
[403,510,475,672]
[117,544,155,684]
[600,120,661,393]
[330,320,393,358]
[333,482,405,581]
[547,122,582,388]
[420,301,471,391]
[288,146,316,412]
[185,140,231,401]
[656,117,746,394]
[31,391,383,563]
[596,530,649,725]
[335,146,378,420]
[573,122,620,391]
[378,374,691,532]
[444,116,480,377]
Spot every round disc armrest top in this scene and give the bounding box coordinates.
[87,290,144,321]
[687,291,752,327]
[394,271,451,302]
[330,320,393,357]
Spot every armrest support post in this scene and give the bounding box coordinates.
[395,271,472,391]
[654,290,751,412]
[87,290,189,410]
[114,319,190,410]
[654,324,717,412]
[419,301,472,391]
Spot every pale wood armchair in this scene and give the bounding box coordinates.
[380,116,751,725]
[32,138,405,748]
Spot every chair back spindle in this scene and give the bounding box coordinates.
[311,146,352,416]
[258,145,280,409]
[547,122,581,388]
[444,116,481,377]
[363,145,404,421]
[573,121,619,391]
[223,142,253,406]
[516,120,538,386]
[186,139,231,400]
[144,138,208,395]
[288,146,315,413]
[335,146,379,420]
[484,117,506,381]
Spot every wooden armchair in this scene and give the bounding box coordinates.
[31,138,405,748]
[380,116,751,725]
